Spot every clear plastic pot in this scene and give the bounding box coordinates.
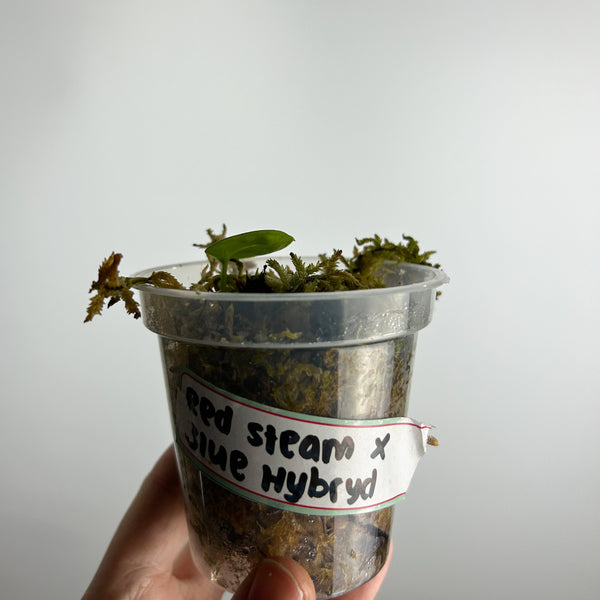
[133,259,448,598]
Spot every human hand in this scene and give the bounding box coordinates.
[82,445,391,600]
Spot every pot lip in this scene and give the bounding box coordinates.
[132,258,449,302]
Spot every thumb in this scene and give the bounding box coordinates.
[232,558,316,600]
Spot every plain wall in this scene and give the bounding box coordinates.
[2,2,599,598]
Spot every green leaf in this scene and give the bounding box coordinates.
[205,230,295,264]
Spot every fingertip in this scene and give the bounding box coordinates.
[233,557,316,600]
[262,558,316,600]
[140,444,179,496]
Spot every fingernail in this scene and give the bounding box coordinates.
[248,559,304,600]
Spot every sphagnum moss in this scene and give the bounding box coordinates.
[85,227,440,322]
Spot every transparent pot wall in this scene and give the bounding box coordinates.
[135,260,448,598]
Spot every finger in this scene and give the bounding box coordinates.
[108,444,189,568]
[84,445,190,595]
[232,557,316,600]
[336,542,393,600]
[172,540,225,600]
[171,540,201,582]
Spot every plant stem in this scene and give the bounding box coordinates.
[220,262,228,291]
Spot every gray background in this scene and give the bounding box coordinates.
[2,1,599,599]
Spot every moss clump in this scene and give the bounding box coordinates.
[85,227,440,322]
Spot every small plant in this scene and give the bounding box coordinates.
[204,229,295,291]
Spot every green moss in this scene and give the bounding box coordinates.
[85,227,441,322]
